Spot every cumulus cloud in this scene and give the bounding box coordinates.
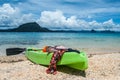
[37,10,120,31]
[11,13,35,27]
[0,3,35,29]
[0,4,17,26]
[0,4,16,15]
[0,4,120,31]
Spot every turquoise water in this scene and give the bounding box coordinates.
[0,32,120,55]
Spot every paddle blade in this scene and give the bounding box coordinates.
[6,48,26,56]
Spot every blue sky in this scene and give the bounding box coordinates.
[0,0,120,31]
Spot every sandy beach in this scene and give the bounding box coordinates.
[0,51,120,80]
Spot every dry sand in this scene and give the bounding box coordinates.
[0,53,120,80]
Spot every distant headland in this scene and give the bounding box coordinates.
[0,22,118,33]
[0,22,50,32]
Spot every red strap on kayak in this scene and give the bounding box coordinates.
[46,49,65,75]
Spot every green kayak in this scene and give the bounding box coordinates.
[25,48,88,70]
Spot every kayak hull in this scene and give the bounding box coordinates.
[25,48,88,70]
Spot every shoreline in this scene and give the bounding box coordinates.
[0,52,120,80]
[0,45,120,56]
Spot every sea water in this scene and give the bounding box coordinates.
[0,32,120,55]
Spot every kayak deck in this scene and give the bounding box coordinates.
[25,48,88,70]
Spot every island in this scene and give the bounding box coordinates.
[0,22,51,32]
[0,22,118,33]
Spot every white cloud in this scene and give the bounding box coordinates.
[37,10,66,28]
[102,19,120,31]
[37,10,120,31]
[0,3,35,28]
[11,13,35,26]
[0,4,16,15]
[37,10,81,29]
[0,4,17,26]
[0,3,120,31]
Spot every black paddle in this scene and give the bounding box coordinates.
[6,48,26,56]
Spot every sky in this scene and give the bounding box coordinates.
[0,0,120,31]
